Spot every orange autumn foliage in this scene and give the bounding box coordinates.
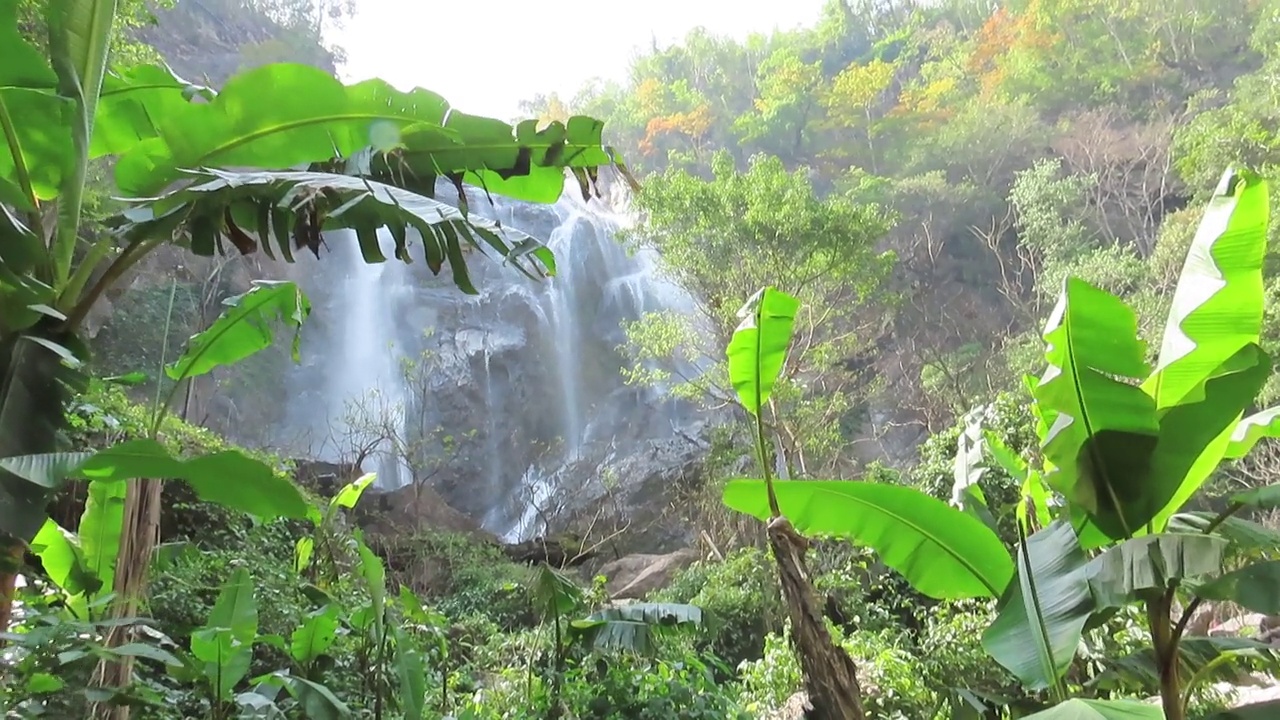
[639,104,714,156]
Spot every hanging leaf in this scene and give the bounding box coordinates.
[983,521,1094,690]
[0,451,91,489]
[166,280,310,381]
[724,479,1012,599]
[74,439,308,520]
[568,603,703,655]
[280,674,352,720]
[1032,278,1159,540]
[726,287,801,417]
[1018,699,1163,719]
[1168,513,1280,555]
[1086,533,1228,609]
[110,62,616,202]
[113,169,558,292]
[951,406,996,530]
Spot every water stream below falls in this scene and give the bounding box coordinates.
[277,185,705,542]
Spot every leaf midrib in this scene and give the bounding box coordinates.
[794,483,1008,597]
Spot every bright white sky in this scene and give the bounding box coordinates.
[336,0,827,120]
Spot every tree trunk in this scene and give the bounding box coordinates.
[90,478,164,720]
[767,515,866,720]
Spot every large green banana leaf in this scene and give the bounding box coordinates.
[165,280,309,381]
[1141,343,1271,534]
[1033,278,1159,539]
[1144,168,1269,410]
[91,64,215,157]
[109,62,616,203]
[0,0,73,209]
[726,287,800,417]
[723,479,1013,599]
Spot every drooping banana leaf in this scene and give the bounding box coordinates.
[111,169,557,294]
[73,439,308,519]
[0,329,84,540]
[1085,533,1227,609]
[1092,637,1280,697]
[29,518,96,617]
[723,479,1013,599]
[1168,512,1280,555]
[951,406,996,531]
[1018,699,1163,719]
[568,603,703,655]
[983,520,1094,690]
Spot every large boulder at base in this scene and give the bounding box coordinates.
[598,548,700,599]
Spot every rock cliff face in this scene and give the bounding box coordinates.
[274,182,717,549]
[134,0,338,84]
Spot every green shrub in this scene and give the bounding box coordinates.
[389,530,536,631]
[655,547,784,670]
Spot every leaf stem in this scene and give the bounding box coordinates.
[1204,502,1244,535]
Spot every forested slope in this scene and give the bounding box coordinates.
[530,0,1280,446]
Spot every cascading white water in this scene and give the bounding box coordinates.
[279,182,704,540]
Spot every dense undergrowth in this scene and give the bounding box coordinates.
[0,384,1252,719]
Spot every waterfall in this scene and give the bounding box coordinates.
[278,183,704,540]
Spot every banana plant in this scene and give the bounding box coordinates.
[720,167,1280,719]
[0,0,623,687]
[17,281,312,621]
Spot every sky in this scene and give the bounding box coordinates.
[336,0,828,120]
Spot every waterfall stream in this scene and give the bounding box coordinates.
[278,185,704,541]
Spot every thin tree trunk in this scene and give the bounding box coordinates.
[90,478,164,720]
[767,515,866,720]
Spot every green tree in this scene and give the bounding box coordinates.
[622,151,893,478]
